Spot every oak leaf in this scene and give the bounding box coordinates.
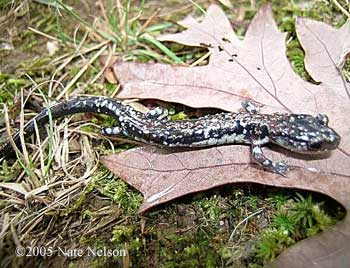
[101,4,350,267]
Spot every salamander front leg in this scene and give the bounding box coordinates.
[145,107,169,120]
[241,100,258,114]
[251,144,288,176]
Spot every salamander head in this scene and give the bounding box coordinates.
[270,114,340,153]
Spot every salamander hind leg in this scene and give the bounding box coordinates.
[145,107,169,120]
[251,144,288,176]
[100,126,123,136]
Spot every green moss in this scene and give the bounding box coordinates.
[160,231,220,268]
[287,40,306,76]
[0,0,19,8]
[111,225,134,243]
[268,192,290,209]
[194,195,225,223]
[255,193,343,264]
[94,168,142,214]
[59,181,95,217]
[271,209,296,234]
[0,160,22,183]
[78,236,126,268]
[67,262,77,268]
[0,72,25,103]
[170,111,187,121]
[343,57,350,81]
[256,228,295,263]
[90,113,119,129]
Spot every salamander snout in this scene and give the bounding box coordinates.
[306,114,340,152]
[270,113,341,153]
[308,131,340,151]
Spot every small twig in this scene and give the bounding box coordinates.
[11,223,21,248]
[32,120,45,177]
[28,27,58,41]
[228,209,264,242]
[2,104,24,160]
[98,0,109,23]
[332,0,350,18]
[0,193,25,205]
[56,44,108,100]
[49,41,110,97]
[190,51,211,67]
[138,8,161,35]
[111,84,121,98]
[89,43,116,85]
[188,0,206,15]
[20,215,44,242]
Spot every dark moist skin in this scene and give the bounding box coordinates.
[0,97,340,175]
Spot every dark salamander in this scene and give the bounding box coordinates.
[0,97,340,175]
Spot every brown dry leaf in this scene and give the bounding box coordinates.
[99,54,119,83]
[101,4,350,267]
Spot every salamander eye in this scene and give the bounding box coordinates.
[316,114,329,126]
[309,140,321,149]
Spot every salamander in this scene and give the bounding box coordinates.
[0,97,340,175]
